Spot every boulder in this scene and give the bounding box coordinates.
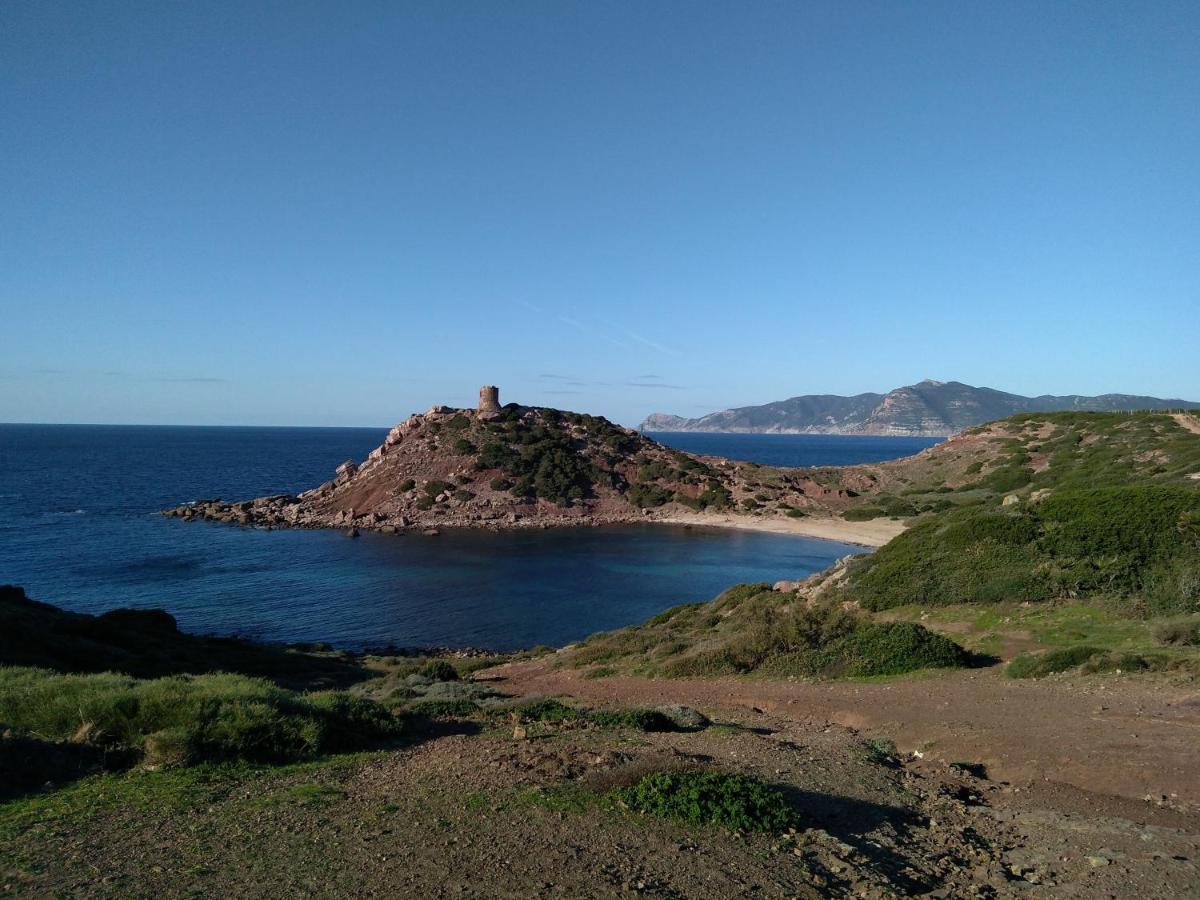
[655,705,710,731]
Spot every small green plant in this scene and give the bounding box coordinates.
[452,438,476,455]
[398,479,416,493]
[417,660,459,682]
[864,737,899,766]
[616,771,795,832]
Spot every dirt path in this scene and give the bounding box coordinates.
[1173,412,1200,435]
[489,659,1200,807]
[659,512,906,548]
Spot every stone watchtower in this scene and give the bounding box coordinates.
[478,385,501,417]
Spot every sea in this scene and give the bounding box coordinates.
[0,425,940,651]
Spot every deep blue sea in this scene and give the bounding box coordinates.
[0,425,937,651]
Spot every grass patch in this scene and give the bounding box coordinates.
[1006,646,1104,678]
[0,667,401,770]
[566,584,969,680]
[407,699,479,718]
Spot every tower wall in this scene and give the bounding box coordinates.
[478,385,501,415]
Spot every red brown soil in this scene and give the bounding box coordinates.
[490,659,1200,809]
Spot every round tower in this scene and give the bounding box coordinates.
[478,385,501,416]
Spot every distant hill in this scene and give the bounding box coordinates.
[641,380,1200,436]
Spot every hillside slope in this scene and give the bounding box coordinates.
[642,379,1200,436]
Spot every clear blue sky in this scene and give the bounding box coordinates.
[2,1,1197,426]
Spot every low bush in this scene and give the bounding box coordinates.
[616,771,795,832]
[515,698,587,723]
[408,699,479,718]
[1006,645,1103,678]
[1153,620,1200,646]
[417,660,459,682]
[588,708,674,732]
[423,479,453,497]
[627,482,672,508]
[843,507,884,521]
[823,622,970,677]
[0,668,401,767]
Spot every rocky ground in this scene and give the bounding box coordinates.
[4,663,1198,899]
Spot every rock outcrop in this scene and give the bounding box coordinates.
[163,386,907,534]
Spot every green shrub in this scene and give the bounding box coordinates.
[417,660,459,682]
[628,482,672,508]
[453,489,475,502]
[786,508,807,518]
[489,476,512,491]
[0,668,401,767]
[616,771,795,832]
[1153,620,1200,646]
[423,479,453,497]
[824,622,969,676]
[408,699,479,717]
[588,708,674,731]
[398,479,416,493]
[986,464,1031,492]
[843,507,884,521]
[638,460,676,481]
[1006,645,1103,678]
[516,698,588,723]
[477,441,518,471]
[452,438,476,455]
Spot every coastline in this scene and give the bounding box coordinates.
[657,511,905,548]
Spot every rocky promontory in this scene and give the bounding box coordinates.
[164,386,884,536]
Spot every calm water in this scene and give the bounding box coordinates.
[648,431,942,466]
[0,425,928,650]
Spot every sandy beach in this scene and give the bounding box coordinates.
[657,511,906,547]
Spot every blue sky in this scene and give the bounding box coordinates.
[2,1,1197,426]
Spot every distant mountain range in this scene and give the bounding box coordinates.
[640,380,1200,437]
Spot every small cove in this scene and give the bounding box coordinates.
[0,424,930,650]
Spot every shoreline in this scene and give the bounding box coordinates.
[657,511,905,548]
[170,504,904,548]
